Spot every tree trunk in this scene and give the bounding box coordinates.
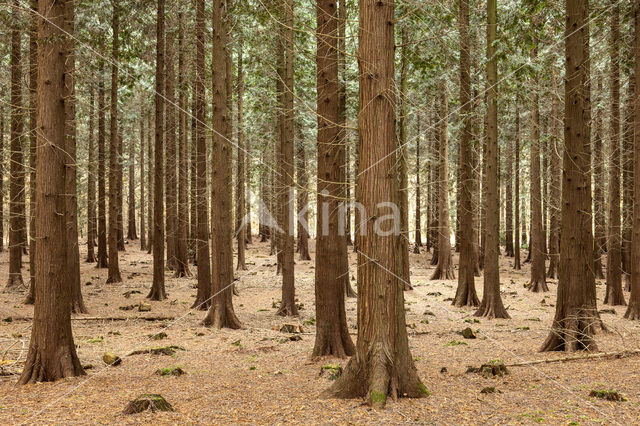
[431,81,455,280]
[527,34,548,293]
[541,0,598,351]
[338,0,351,249]
[26,0,37,303]
[107,1,122,284]
[605,0,626,306]
[86,87,97,262]
[621,74,635,291]
[514,105,521,270]
[453,0,479,307]
[117,132,125,251]
[203,0,241,328]
[19,0,85,383]
[147,113,154,254]
[165,13,177,271]
[150,0,167,300]
[127,130,137,241]
[504,103,513,258]
[140,109,146,251]
[190,79,198,264]
[547,68,561,279]
[0,109,3,254]
[312,0,355,358]
[326,0,427,405]
[97,53,108,268]
[191,0,211,310]
[7,0,25,289]
[593,76,606,279]
[624,4,640,320]
[474,0,508,319]
[296,140,311,261]
[236,37,247,271]
[414,113,422,252]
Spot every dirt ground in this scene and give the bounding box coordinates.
[1,238,639,425]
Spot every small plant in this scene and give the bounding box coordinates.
[445,340,467,347]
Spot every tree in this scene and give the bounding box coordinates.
[431,81,455,280]
[541,0,597,351]
[604,0,626,306]
[453,0,479,307]
[312,0,355,358]
[165,10,178,271]
[527,32,548,293]
[127,135,137,241]
[19,0,85,383]
[547,68,562,279]
[26,0,37,304]
[107,0,122,284]
[475,0,509,319]
[326,0,428,407]
[414,114,423,252]
[7,0,25,290]
[203,0,241,328]
[139,108,146,251]
[513,105,521,271]
[97,52,108,269]
[87,87,97,263]
[593,76,606,279]
[625,2,640,320]
[296,140,311,261]
[150,0,167,300]
[236,36,247,271]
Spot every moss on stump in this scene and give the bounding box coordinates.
[123,394,175,414]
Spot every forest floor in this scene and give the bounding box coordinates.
[1,238,640,425]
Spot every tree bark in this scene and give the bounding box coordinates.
[414,113,422,252]
[593,76,606,279]
[605,0,626,306]
[474,0,508,319]
[19,0,85,383]
[97,52,108,268]
[87,87,97,262]
[140,109,146,251]
[127,129,137,241]
[621,73,635,291]
[147,113,154,254]
[296,140,311,261]
[547,68,562,279]
[326,0,427,405]
[514,105,521,270]
[165,12,178,271]
[541,0,598,351]
[236,36,247,271]
[26,0,37,303]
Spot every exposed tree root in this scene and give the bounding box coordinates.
[5,274,25,290]
[202,303,242,329]
[527,279,549,292]
[147,285,167,301]
[624,301,640,320]
[19,345,85,384]
[452,283,479,307]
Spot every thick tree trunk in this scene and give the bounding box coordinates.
[474,0,508,319]
[191,0,211,310]
[236,37,247,271]
[547,69,561,279]
[605,0,626,306]
[431,82,455,280]
[97,56,108,268]
[19,0,85,383]
[7,2,25,290]
[313,0,355,358]
[203,0,241,328]
[593,76,606,279]
[453,0,479,307]
[150,0,167,300]
[326,0,427,405]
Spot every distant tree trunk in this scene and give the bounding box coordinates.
[97,54,108,268]
[26,1,37,303]
[593,76,606,279]
[541,0,598,351]
[140,110,146,251]
[190,80,198,263]
[86,87,97,262]
[429,107,440,267]
[63,3,86,313]
[313,0,355,357]
[504,105,514,259]
[414,114,422,253]
[624,4,640,320]
[326,0,427,405]
[7,1,25,289]
[514,105,521,270]
[527,35,548,293]
[621,75,635,291]
[117,132,125,251]
[0,109,3,253]
[165,14,177,271]
[107,0,122,284]
[605,0,626,306]
[150,0,167,300]
[203,0,241,328]
[475,0,509,319]
[296,140,311,260]
[431,81,454,280]
[191,0,211,310]
[478,108,487,270]
[236,37,247,271]
[471,89,482,276]
[453,0,479,307]
[276,0,297,317]
[127,131,137,241]
[174,14,191,277]
[147,113,154,254]
[19,0,85,384]
[338,0,351,249]
[547,68,561,279]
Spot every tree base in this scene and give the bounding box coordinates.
[540,313,598,352]
[202,304,242,329]
[604,286,626,306]
[527,279,549,292]
[19,345,85,384]
[312,328,355,358]
[6,273,25,290]
[430,260,455,280]
[106,270,122,284]
[624,301,640,320]
[172,263,192,278]
[147,285,167,301]
[277,302,298,317]
[452,285,479,307]
[71,299,89,314]
[85,253,97,263]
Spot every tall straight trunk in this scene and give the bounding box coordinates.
[19,0,85,384]
[414,114,422,252]
[528,35,548,293]
[593,76,606,278]
[87,87,97,262]
[26,0,37,303]
[190,77,198,264]
[605,0,626,306]
[147,113,153,254]
[624,4,640,319]
[236,37,247,270]
[547,68,562,279]
[313,0,355,358]
[621,74,635,290]
[504,106,513,258]
[140,109,146,251]
[276,0,297,316]
[107,0,122,284]
[454,0,479,307]
[431,81,454,280]
[7,0,25,289]
[541,0,598,351]
[478,108,488,269]
[192,0,211,309]
[64,2,86,313]
[165,13,178,271]
[327,0,427,405]
[127,130,137,240]
[514,106,521,270]
[174,14,191,277]
[430,107,440,266]
[203,0,241,328]
[0,109,3,253]
[296,140,311,260]
[150,0,167,300]
[97,53,108,268]
[471,89,482,276]
[475,0,508,318]
[338,0,351,248]
[117,132,124,251]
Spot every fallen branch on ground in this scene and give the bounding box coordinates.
[506,349,640,367]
